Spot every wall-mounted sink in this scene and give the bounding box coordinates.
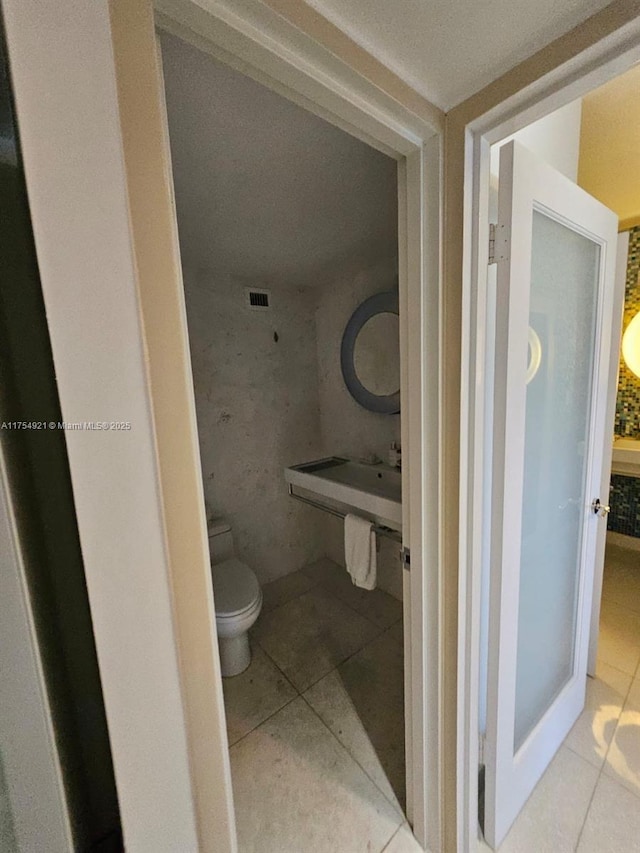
[285,457,402,532]
[612,437,640,477]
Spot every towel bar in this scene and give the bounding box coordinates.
[287,484,402,543]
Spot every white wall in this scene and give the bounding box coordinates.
[490,99,583,183]
[489,99,583,221]
[185,269,326,584]
[160,29,397,286]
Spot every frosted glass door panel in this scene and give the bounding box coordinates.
[513,210,599,751]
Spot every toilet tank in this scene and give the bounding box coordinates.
[208,518,234,563]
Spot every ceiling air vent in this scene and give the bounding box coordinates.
[245,287,271,311]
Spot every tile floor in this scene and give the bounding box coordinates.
[223,557,421,853]
[480,543,640,853]
[222,545,640,852]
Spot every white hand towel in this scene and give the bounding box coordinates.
[344,513,377,590]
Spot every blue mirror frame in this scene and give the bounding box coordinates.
[340,290,400,414]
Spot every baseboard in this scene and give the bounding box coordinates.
[607,531,640,551]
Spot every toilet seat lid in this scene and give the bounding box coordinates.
[212,558,260,617]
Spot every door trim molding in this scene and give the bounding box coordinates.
[153,3,444,848]
[453,12,640,852]
[587,233,629,674]
[2,0,445,850]
[154,0,442,155]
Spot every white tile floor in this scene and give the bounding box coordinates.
[223,557,419,853]
[480,543,640,853]
[222,545,640,853]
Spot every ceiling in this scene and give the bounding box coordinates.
[160,31,397,286]
[303,0,614,110]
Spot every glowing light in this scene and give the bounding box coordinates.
[526,326,542,384]
[622,311,640,378]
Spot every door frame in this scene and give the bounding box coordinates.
[2,0,445,850]
[454,18,640,853]
[587,231,629,674]
[153,4,444,847]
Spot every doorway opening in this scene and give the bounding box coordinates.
[469,58,640,852]
[159,27,416,852]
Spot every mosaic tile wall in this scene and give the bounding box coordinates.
[609,474,640,537]
[615,225,640,437]
[609,226,640,538]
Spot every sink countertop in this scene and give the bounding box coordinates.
[285,457,402,531]
[612,437,640,477]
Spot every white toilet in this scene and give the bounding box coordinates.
[209,519,263,677]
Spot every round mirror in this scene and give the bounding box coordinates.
[354,312,400,396]
[340,289,400,414]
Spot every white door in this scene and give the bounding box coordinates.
[484,140,620,848]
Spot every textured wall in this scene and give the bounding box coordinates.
[315,255,401,457]
[609,475,640,538]
[615,226,640,437]
[184,268,325,583]
[315,255,403,599]
[609,226,640,538]
[184,256,404,593]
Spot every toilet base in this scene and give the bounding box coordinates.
[218,632,251,677]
